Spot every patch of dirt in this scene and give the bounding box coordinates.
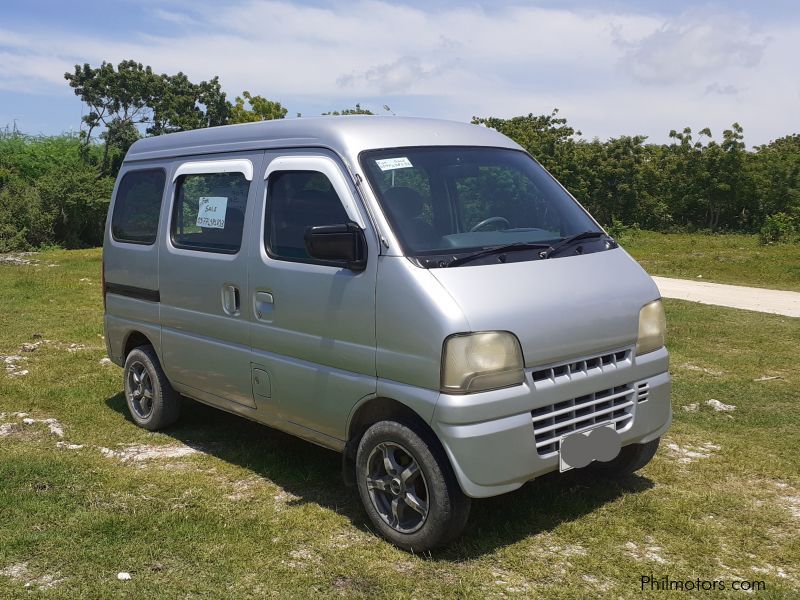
[581,574,612,592]
[283,548,321,570]
[491,568,533,594]
[760,480,800,520]
[55,441,84,450]
[678,363,725,376]
[332,576,352,593]
[706,399,736,412]
[226,476,266,501]
[750,563,796,585]
[1,413,71,444]
[2,355,29,377]
[22,417,64,437]
[99,357,113,366]
[0,422,19,437]
[540,540,587,558]
[66,343,88,352]
[99,443,201,463]
[623,538,669,564]
[0,562,64,590]
[391,559,416,574]
[682,403,699,412]
[665,440,720,464]
[0,253,39,266]
[273,488,301,509]
[327,529,375,550]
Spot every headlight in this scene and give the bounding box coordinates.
[636,299,666,355]
[441,331,524,394]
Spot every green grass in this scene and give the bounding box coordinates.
[1,248,799,598]
[624,231,800,292]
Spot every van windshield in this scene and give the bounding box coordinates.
[361,146,608,267]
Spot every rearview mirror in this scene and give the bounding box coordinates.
[304,223,367,271]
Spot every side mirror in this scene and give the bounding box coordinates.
[304,222,367,271]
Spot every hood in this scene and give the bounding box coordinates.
[430,248,660,367]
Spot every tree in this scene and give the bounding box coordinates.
[322,103,374,116]
[149,74,230,134]
[229,91,288,123]
[471,110,583,194]
[37,163,115,248]
[65,61,155,173]
[65,61,231,175]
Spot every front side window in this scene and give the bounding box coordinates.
[111,169,166,244]
[361,147,606,266]
[265,171,350,262]
[171,172,250,253]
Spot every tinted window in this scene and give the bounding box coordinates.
[111,169,166,244]
[172,172,250,253]
[266,171,349,261]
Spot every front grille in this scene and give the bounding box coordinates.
[636,382,650,402]
[531,384,635,456]
[531,349,631,384]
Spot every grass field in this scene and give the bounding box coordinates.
[624,231,800,292]
[1,248,799,598]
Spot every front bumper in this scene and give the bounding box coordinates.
[432,346,671,498]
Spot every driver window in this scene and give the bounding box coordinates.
[371,166,441,249]
[265,171,350,261]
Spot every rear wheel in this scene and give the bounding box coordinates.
[590,437,660,477]
[355,419,470,552]
[123,345,180,431]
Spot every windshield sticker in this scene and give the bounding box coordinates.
[196,196,228,229]
[375,157,413,171]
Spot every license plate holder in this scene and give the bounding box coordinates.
[559,423,621,472]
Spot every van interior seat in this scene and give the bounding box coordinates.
[199,206,245,250]
[382,186,438,248]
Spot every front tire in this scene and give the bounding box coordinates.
[123,345,180,431]
[355,419,470,552]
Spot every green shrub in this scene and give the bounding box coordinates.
[0,172,54,252]
[37,165,115,248]
[605,218,641,245]
[759,212,800,245]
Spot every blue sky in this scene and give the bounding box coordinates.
[1,0,798,145]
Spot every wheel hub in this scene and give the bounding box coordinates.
[126,361,154,419]
[365,441,430,534]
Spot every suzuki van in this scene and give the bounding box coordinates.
[103,116,670,551]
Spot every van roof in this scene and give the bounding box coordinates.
[124,116,522,164]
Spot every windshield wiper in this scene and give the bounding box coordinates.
[447,242,550,267]
[540,231,612,259]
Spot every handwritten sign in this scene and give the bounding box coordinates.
[375,157,413,171]
[196,197,228,229]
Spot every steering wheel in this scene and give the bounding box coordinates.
[470,216,511,232]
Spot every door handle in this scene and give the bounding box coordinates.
[222,284,240,315]
[254,291,274,321]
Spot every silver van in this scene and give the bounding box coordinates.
[103,117,670,550]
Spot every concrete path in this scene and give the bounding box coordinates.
[652,277,800,318]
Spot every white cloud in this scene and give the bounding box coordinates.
[618,11,767,84]
[0,1,797,144]
[338,56,460,94]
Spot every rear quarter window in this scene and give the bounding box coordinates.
[111,169,167,245]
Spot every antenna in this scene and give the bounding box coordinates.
[383,104,395,116]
